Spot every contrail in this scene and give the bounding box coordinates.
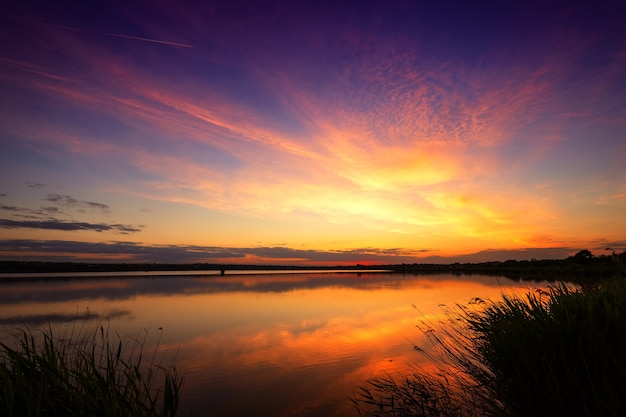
[32,21,193,48]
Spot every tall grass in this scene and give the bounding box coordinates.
[0,323,183,417]
[353,280,626,416]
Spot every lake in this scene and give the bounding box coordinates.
[0,270,547,416]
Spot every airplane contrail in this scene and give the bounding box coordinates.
[31,21,193,48]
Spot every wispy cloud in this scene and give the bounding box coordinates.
[45,194,110,212]
[0,239,432,264]
[0,239,584,264]
[0,190,140,235]
[591,241,626,252]
[0,219,141,234]
[29,20,193,48]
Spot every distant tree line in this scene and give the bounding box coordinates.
[1,250,624,284]
[388,250,626,283]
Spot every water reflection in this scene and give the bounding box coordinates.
[0,272,546,417]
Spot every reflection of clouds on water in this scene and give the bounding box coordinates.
[0,272,548,417]
[0,308,132,327]
[176,303,426,417]
[291,319,327,336]
[0,272,522,306]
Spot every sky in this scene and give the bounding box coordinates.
[1,0,625,265]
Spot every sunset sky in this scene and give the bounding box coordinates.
[1,0,625,265]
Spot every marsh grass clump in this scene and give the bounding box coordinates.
[468,283,626,416]
[0,323,182,417]
[353,280,626,417]
[351,366,493,417]
[352,296,504,417]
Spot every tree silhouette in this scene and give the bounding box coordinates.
[574,249,593,264]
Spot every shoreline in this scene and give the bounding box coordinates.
[1,253,623,283]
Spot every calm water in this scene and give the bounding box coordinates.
[0,271,546,416]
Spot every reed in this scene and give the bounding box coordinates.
[353,279,626,417]
[0,323,183,417]
[467,283,626,416]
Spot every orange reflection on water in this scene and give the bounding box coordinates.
[0,272,548,417]
[159,274,545,416]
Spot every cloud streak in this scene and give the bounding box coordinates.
[0,239,432,264]
[0,239,585,265]
[45,194,110,211]
[0,219,142,233]
[30,20,193,48]
[0,190,141,235]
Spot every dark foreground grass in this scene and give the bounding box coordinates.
[353,278,626,417]
[0,324,183,417]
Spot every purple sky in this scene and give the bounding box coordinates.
[1,0,625,264]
